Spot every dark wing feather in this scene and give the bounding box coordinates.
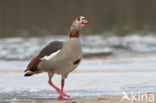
[38,41,63,58]
[25,41,63,72]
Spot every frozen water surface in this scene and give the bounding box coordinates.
[0,55,156,101]
[0,72,156,101]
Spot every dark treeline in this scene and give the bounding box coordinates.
[0,0,156,37]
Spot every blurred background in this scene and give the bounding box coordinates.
[0,0,156,60]
[1,0,156,36]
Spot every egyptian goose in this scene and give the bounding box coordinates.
[24,16,88,100]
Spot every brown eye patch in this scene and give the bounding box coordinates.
[77,17,80,21]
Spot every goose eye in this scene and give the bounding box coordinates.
[77,17,80,21]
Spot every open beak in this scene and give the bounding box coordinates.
[82,18,88,24]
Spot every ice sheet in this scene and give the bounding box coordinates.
[0,55,156,101]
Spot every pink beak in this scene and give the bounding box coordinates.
[82,18,88,24]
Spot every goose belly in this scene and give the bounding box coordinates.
[52,48,82,74]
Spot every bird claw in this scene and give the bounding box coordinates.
[58,95,71,100]
[57,89,70,97]
[62,92,70,97]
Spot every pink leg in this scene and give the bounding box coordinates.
[48,78,69,97]
[58,79,71,100]
[61,79,64,91]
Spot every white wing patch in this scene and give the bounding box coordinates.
[41,50,60,60]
